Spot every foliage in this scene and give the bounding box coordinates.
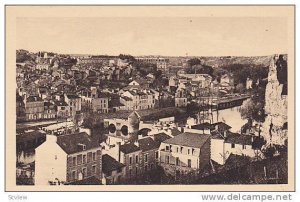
[221,64,269,85]
[235,83,245,94]
[187,58,201,67]
[16,50,36,63]
[119,54,136,63]
[133,61,157,77]
[240,88,266,122]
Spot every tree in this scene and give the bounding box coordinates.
[240,98,265,122]
[235,83,245,94]
[119,54,136,63]
[187,58,201,67]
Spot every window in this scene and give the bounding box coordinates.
[83,155,87,164]
[187,149,190,155]
[135,155,139,164]
[129,156,133,165]
[231,143,235,148]
[180,147,183,153]
[166,146,169,151]
[155,151,159,159]
[87,152,92,163]
[77,154,82,165]
[188,159,192,168]
[82,168,87,178]
[92,165,96,174]
[176,147,179,153]
[166,156,170,164]
[72,157,76,166]
[72,171,76,180]
[145,154,148,163]
[242,145,246,150]
[176,157,180,166]
[192,148,195,155]
[92,152,96,161]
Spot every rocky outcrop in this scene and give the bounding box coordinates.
[262,55,288,145]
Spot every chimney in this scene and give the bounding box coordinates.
[117,142,121,162]
[223,130,227,138]
[251,136,254,143]
[215,124,219,131]
[134,140,139,147]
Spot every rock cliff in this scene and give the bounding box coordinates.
[262,55,288,145]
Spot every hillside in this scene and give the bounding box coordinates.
[200,56,273,68]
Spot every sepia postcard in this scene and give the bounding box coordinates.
[5,5,295,191]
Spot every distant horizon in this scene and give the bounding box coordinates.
[17,48,286,58]
[16,17,288,57]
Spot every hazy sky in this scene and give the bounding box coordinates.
[16,17,287,56]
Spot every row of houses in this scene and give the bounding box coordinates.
[34,109,265,185]
[17,93,81,122]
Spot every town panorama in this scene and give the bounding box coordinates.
[16,51,288,185]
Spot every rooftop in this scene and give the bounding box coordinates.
[191,122,232,132]
[138,137,160,152]
[26,96,43,102]
[66,94,80,99]
[102,154,125,174]
[119,143,141,154]
[163,132,210,148]
[57,132,100,154]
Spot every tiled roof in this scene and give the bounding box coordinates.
[138,137,159,152]
[66,94,80,99]
[163,132,210,148]
[57,132,100,154]
[121,96,133,101]
[26,96,43,102]
[153,132,172,143]
[191,122,231,131]
[169,128,181,136]
[224,133,253,145]
[102,154,125,174]
[119,143,141,154]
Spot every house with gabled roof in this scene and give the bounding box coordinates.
[35,132,102,185]
[159,131,211,175]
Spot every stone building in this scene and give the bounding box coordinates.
[35,132,102,185]
[159,132,211,176]
[24,95,44,121]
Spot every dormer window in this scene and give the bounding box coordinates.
[77,143,86,151]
